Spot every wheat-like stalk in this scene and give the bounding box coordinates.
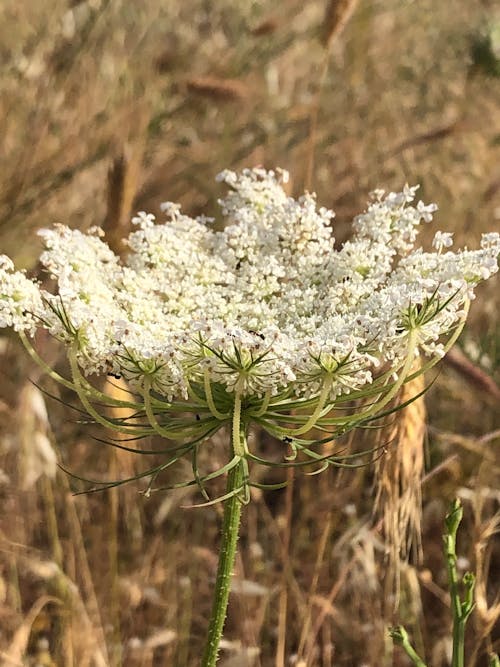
[104,146,143,258]
[373,364,426,607]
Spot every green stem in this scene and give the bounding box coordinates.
[452,622,465,667]
[204,368,231,420]
[201,397,245,667]
[444,499,470,667]
[389,626,427,667]
[292,374,333,435]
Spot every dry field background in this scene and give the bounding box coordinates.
[0,1,499,665]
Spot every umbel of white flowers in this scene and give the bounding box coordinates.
[0,168,498,498]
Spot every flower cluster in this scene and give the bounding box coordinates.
[0,169,498,494]
[0,255,43,333]
[1,169,498,402]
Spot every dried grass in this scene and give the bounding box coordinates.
[0,0,499,664]
[321,0,358,48]
[104,144,144,258]
[373,365,426,608]
[250,18,279,37]
[185,77,249,103]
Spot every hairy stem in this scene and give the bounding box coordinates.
[201,397,245,667]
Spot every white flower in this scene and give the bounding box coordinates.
[432,231,454,251]
[417,200,438,222]
[481,232,500,250]
[0,258,43,333]
[0,170,497,406]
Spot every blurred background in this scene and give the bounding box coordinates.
[0,1,499,665]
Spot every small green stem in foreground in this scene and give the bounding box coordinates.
[201,397,245,667]
[444,499,475,667]
[389,626,427,667]
[390,499,476,667]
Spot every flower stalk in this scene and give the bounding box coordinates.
[201,397,246,667]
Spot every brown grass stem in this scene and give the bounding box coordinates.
[297,514,333,660]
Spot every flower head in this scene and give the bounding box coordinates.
[0,169,498,496]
